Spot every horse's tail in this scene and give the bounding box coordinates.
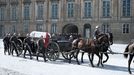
[124,44,129,58]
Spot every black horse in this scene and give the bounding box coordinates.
[97,32,113,63]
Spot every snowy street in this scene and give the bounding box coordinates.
[0,39,133,75]
[0,67,26,75]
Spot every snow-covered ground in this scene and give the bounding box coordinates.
[0,39,133,75]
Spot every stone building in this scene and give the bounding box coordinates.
[0,0,134,43]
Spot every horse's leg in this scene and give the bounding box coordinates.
[103,53,109,63]
[75,49,80,65]
[96,53,103,67]
[69,53,72,64]
[99,53,103,65]
[81,52,84,63]
[23,49,27,58]
[91,53,94,61]
[128,54,133,74]
[68,52,74,63]
[88,53,94,67]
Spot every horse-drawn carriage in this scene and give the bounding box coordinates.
[8,31,78,62]
[5,31,134,74]
[24,31,61,61]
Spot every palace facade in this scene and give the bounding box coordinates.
[0,0,134,43]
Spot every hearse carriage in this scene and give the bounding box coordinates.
[30,31,60,61]
[8,31,78,62]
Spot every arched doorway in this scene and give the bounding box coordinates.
[62,24,78,34]
[84,24,91,38]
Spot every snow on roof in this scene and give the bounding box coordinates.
[30,31,51,38]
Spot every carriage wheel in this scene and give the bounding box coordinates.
[17,39,23,56]
[46,42,60,61]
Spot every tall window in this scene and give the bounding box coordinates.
[122,0,131,16]
[12,25,16,33]
[102,24,110,33]
[37,3,43,20]
[84,24,91,38]
[36,24,43,31]
[67,0,74,18]
[51,23,57,33]
[24,22,29,33]
[102,0,110,17]
[51,2,58,19]
[122,24,129,33]
[0,6,4,21]
[11,5,17,21]
[24,4,30,20]
[84,1,92,18]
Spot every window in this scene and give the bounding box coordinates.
[51,23,57,33]
[12,25,16,33]
[37,3,43,20]
[11,5,17,21]
[24,22,29,33]
[102,24,110,33]
[84,24,91,38]
[0,7,4,21]
[36,24,43,31]
[84,1,92,18]
[122,24,129,33]
[51,3,58,19]
[122,0,131,16]
[24,4,30,20]
[67,0,74,18]
[102,0,110,17]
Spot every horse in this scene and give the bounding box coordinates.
[97,32,113,63]
[79,32,113,66]
[90,32,113,64]
[66,35,81,65]
[72,38,103,67]
[124,42,134,74]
